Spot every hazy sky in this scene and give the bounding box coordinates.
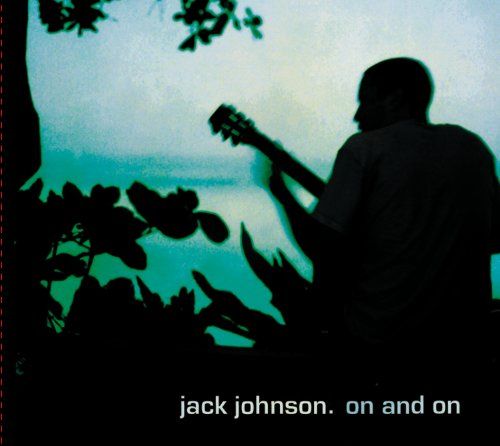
[27,0,500,345]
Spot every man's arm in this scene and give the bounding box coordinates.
[268,166,341,262]
[268,135,365,255]
[492,181,500,254]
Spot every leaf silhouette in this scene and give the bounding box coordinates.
[192,270,246,315]
[198,304,251,339]
[136,276,163,311]
[179,34,197,51]
[127,182,199,239]
[90,185,120,207]
[196,211,229,243]
[276,249,309,288]
[105,278,136,306]
[65,276,103,334]
[170,287,196,315]
[111,242,147,270]
[210,13,229,36]
[62,182,84,204]
[192,270,283,345]
[28,178,44,198]
[126,182,162,222]
[84,199,148,269]
[47,294,64,320]
[240,222,274,288]
[198,28,211,44]
[176,187,199,211]
[44,253,87,280]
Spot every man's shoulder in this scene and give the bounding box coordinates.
[342,120,419,148]
[339,130,375,154]
[345,121,489,150]
[338,121,495,171]
[338,122,408,157]
[433,123,494,160]
[433,122,483,141]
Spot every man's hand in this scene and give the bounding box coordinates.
[268,164,290,204]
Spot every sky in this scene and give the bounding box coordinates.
[27,0,500,345]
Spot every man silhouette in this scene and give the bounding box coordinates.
[269,58,500,360]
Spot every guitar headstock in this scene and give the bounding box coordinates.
[209,104,257,146]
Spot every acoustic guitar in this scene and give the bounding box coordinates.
[209,104,326,198]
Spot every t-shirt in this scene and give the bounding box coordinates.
[312,119,500,344]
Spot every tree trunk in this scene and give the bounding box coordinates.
[5,0,42,190]
[4,2,42,442]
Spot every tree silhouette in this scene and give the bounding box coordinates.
[6,0,263,189]
[5,0,261,358]
[38,0,263,49]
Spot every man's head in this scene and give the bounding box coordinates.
[354,58,434,132]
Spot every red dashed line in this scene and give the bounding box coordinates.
[0,2,3,444]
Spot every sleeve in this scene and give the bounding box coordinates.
[491,162,500,253]
[312,138,364,234]
[469,131,500,252]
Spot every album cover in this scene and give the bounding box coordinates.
[4,1,499,445]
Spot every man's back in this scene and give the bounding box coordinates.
[313,120,499,345]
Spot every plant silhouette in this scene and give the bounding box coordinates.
[127,182,229,242]
[13,179,229,361]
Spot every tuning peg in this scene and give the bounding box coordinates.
[222,127,234,142]
[209,104,233,133]
[230,132,241,146]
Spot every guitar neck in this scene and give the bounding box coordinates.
[250,131,325,198]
